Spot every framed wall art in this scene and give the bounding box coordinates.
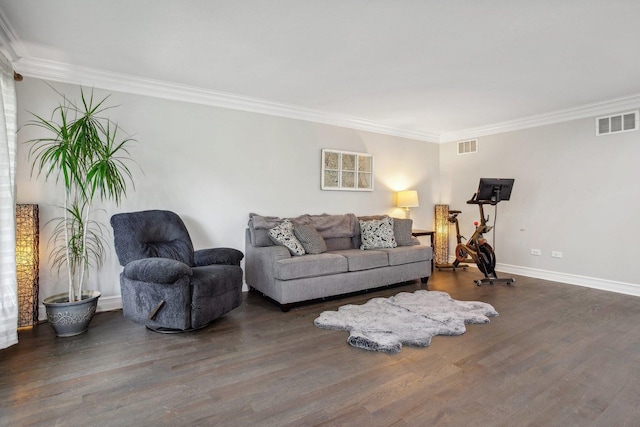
[321,149,374,191]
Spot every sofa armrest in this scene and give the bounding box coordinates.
[123,258,193,284]
[194,248,244,267]
[245,228,291,295]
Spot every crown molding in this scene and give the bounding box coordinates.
[13,56,640,145]
[0,7,25,62]
[13,56,440,143]
[439,94,640,143]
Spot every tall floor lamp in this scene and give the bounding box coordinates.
[16,204,39,327]
[434,204,449,265]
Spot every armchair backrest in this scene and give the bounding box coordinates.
[110,210,195,266]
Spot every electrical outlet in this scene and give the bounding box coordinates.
[531,248,541,256]
[551,251,563,258]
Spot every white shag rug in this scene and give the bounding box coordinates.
[314,290,498,354]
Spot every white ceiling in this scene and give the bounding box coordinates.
[1,0,640,142]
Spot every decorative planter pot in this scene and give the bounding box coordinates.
[43,290,101,337]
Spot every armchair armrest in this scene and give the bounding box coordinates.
[123,258,193,284]
[194,247,244,267]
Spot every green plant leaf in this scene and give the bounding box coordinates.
[23,87,139,300]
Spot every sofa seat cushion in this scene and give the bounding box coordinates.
[274,253,348,281]
[329,249,388,272]
[379,245,431,266]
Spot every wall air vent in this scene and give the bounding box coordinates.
[457,139,478,155]
[596,110,639,136]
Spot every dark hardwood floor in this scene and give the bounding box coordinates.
[2,269,640,426]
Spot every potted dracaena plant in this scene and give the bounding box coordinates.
[24,87,137,337]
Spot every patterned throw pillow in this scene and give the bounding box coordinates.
[359,217,397,250]
[268,220,306,256]
[293,224,327,254]
[393,218,414,246]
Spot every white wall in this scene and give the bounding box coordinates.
[439,112,640,294]
[19,77,638,309]
[15,78,440,309]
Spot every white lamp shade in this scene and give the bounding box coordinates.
[397,190,419,208]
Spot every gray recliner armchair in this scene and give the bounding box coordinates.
[110,210,244,332]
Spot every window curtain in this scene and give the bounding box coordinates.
[0,54,18,349]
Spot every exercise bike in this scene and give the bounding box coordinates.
[455,178,515,286]
[435,209,470,271]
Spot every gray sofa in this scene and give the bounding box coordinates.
[245,213,432,311]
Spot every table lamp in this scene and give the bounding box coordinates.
[397,190,419,219]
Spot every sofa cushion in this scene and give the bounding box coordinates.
[330,249,388,271]
[379,245,431,266]
[250,213,358,245]
[273,253,348,280]
[325,236,354,251]
[357,214,388,222]
[268,220,305,256]
[393,218,414,246]
[359,217,397,250]
[250,227,273,247]
[353,214,388,248]
[294,224,327,254]
[249,213,282,246]
[299,214,359,239]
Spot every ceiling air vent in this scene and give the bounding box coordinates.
[457,139,478,155]
[596,110,639,136]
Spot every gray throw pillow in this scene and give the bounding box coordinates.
[393,218,413,246]
[360,217,397,250]
[294,224,327,254]
[268,220,306,256]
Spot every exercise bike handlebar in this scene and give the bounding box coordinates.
[467,192,499,206]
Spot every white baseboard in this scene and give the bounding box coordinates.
[495,263,640,297]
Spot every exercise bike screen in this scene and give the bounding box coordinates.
[476,178,515,203]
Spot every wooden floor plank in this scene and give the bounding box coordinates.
[2,269,640,426]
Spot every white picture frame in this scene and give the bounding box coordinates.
[321,149,374,191]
